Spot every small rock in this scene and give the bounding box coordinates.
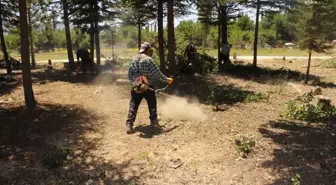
[66,155,73,160]
[63,166,70,170]
[85,156,93,163]
[85,179,95,185]
[74,150,83,156]
[38,80,46,85]
[212,104,228,112]
[93,86,103,95]
[313,87,322,95]
[0,100,8,104]
[8,155,15,161]
[288,60,293,63]
[168,158,183,169]
[315,95,331,101]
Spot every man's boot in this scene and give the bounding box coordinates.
[126,124,134,134]
[149,120,160,134]
[150,120,158,128]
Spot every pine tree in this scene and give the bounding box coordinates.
[71,0,116,66]
[62,0,75,69]
[243,0,297,68]
[167,0,176,74]
[157,0,165,71]
[197,0,243,71]
[19,0,37,111]
[289,0,336,84]
[119,0,156,49]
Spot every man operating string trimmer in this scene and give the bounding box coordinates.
[125,42,174,134]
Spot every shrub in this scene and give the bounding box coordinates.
[235,136,256,158]
[206,85,269,105]
[176,52,217,74]
[244,92,270,103]
[282,92,336,123]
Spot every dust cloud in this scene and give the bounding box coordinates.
[91,72,207,122]
[158,95,207,122]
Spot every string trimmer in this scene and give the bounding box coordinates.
[148,84,180,100]
[148,84,170,93]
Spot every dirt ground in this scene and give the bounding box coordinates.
[0,59,335,185]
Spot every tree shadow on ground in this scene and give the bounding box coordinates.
[259,119,336,185]
[221,64,336,88]
[0,103,141,185]
[164,74,258,106]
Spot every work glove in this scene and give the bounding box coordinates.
[168,77,174,85]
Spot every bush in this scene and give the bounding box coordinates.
[282,92,336,123]
[235,136,256,158]
[206,85,269,105]
[176,52,217,74]
[291,174,301,185]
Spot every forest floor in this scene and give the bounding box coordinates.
[0,58,335,185]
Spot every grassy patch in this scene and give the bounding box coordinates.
[200,48,332,57]
[321,55,336,68]
[137,150,149,161]
[9,48,138,61]
[244,92,270,103]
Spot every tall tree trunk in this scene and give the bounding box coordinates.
[0,1,11,74]
[253,0,260,68]
[63,0,74,70]
[90,22,94,62]
[27,3,35,68]
[157,0,165,72]
[167,0,176,74]
[217,7,222,72]
[217,23,221,61]
[89,2,95,63]
[19,0,36,110]
[221,6,230,67]
[137,19,141,50]
[305,50,312,84]
[94,16,100,66]
[111,27,115,59]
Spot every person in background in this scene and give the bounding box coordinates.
[184,41,197,66]
[76,48,94,74]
